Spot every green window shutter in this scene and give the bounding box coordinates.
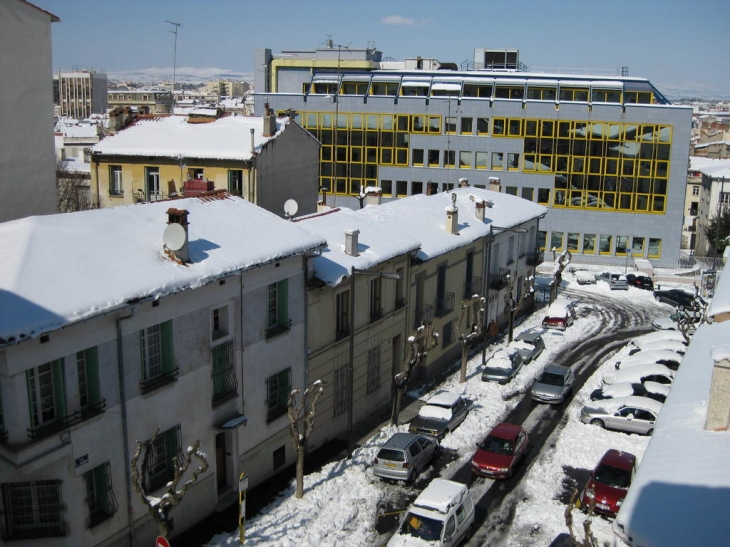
[86,347,101,405]
[161,321,174,373]
[277,280,288,325]
[51,359,67,420]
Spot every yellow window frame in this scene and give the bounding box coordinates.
[350,114,363,130]
[428,116,441,133]
[523,154,537,172]
[412,115,426,133]
[476,118,490,135]
[550,231,564,252]
[380,114,394,131]
[380,148,393,165]
[508,119,522,137]
[493,118,506,136]
[582,234,596,254]
[320,146,332,162]
[599,234,613,255]
[541,120,555,138]
[524,119,539,137]
[475,151,488,169]
[635,194,650,211]
[395,149,408,166]
[366,114,379,130]
[648,239,662,258]
[618,193,633,211]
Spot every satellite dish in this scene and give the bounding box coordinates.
[163,223,187,252]
[284,199,299,217]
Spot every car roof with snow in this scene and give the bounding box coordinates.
[643,381,671,396]
[604,363,675,384]
[632,339,686,353]
[413,478,468,514]
[587,395,664,415]
[486,348,517,369]
[619,349,683,367]
[425,390,462,407]
[631,330,686,345]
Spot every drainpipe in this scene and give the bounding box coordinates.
[116,308,135,546]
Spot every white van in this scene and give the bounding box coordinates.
[388,478,475,546]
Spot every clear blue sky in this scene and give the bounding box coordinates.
[38,0,729,99]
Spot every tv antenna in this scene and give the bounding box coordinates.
[165,20,181,104]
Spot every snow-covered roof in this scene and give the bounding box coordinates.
[295,207,420,287]
[90,114,290,161]
[0,194,326,345]
[617,349,682,369]
[708,267,730,318]
[426,390,461,407]
[614,321,730,547]
[688,155,730,172]
[356,187,547,262]
[413,479,466,514]
[602,363,675,385]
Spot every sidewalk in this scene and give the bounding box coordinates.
[174,393,426,546]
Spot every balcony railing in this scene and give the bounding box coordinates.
[414,304,433,328]
[489,268,510,290]
[27,400,106,440]
[434,292,455,318]
[463,276,482,299]
[370,308,384,323]
[526,250,544,266]
[395,296,406,310]
[139,368,179,394]
[335,327,350,341]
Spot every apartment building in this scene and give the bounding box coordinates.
[90,112,320,216]
[0,0,59,222]
[0,193,326,546]
[107,88,174,115]
[254,44,692,268]
[58,70,108,119]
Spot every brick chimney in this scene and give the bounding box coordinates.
[445,193,459,235]
[263,103,277,137]
[345,229,360,256]
[470,194,493,222]
[164,208,190,263]
[705,345,730,431]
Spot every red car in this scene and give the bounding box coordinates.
[470,422,529,479]
[580,449,637,518]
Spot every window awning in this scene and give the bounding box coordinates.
[217,413,248,429]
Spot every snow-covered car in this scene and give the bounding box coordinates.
[408,391,471,440]
[614,349,682,372]
[372,432,440,482]
[541,299,576,331]
[602,363,675,386]
[575,271,597,285]
[630,330,687,347]
[481,348,524,384]
[589,381,670,404]
[530,365,574,404]
[580,449,637,518]
[651,312,702,335]
[509,329,546,364]
[627,339,686,356]
[595,271,629,290]
[580,396,663,435]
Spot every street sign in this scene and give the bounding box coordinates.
[239,473,249,492]
[156,536,171,547]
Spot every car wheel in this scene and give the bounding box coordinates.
[647,428,654,436]
[590,418,605,428]
[409,466,419,482]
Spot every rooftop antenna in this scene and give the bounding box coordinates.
[165,20,181,104]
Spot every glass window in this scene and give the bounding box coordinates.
[77,347,100,410]
[267,280,289,332]
[459,151,471,168]
[140,321,175,389]
[476,152,488,169]
[109,166,123,196]
[84,462,118,527]
[521,187,534,201]
[444,117,456,133]
[461,117,473,134]
[583,234,596,254]
[599,234,613,254]
[550,232,564,251]
[492,152,504,170]
[396,180,408,197]
[0,481,66,538]
[493,118,505,136]
[381,180,393,196]
[212,340,236,401]
[144,425,182,492]
[477,118,489,134]
[335,290,350,337]
[26,360,66,432]
[567,233,579,252]
[648,238,661,258]
[412,149,424,166]
[632,237,644,256]
[444,150,455,167]
[428,150,440,167]
[367,347,381,393]
[506,186,518,196]
[412,181,423,194]
[537,231,547,251]
[538,188,550,204]
[267,369,291,422]
[333,365,348,416]
[616,236,630,254]
[508,153,520,170]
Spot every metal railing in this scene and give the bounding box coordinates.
[27,400,106,440]
[414,304,434,327]
[464,276,482,298]
[526,250,544,266]
[489,268,511,290]
[434,292,455,318]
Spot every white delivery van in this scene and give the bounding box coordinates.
[388,478,475,546]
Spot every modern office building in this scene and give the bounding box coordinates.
[254,44,693,268]
[58,69,108,119]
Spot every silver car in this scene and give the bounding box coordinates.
[509,329,546,364]
[530,365,575,404]
[580,396,663,435]
[595,271,629,290]
[372,432,439,482]
[481,348,524,384]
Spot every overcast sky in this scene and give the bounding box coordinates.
[38,0,729,99]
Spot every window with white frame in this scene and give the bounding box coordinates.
[140,321,176,391]
[367,346,381,393]
[26,360,66,433]
[83,462,118,527]
[333,366,348,416]
[266,368,291,422]
[0,481,66,539]
[109,165,123,196]
[212,305,230,341]
[143,425,182,492]
[77,347,102,412]
[335,290,350,339]
[266,280,290,336]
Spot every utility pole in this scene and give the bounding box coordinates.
[165,20,181,105]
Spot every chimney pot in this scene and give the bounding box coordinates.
[345,229,360,256]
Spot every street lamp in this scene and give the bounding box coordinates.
[348,267,402,458]
[481,225,528,366]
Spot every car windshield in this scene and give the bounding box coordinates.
[480,435,514,455]
[399,512,443,541]
[539,372,565,386]
[594,463,631,488]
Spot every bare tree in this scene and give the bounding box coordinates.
[57,159,94,213]
[391,323,439,425]
[287,380,325,499]
[551,250,572,304]
[457,295,484,383]
[130,427,209,538]
[564,485,599,547]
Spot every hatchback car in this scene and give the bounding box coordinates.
[580,396,663,435]
[580,449,637,518]
[614,349,682,372]
[595,271,629,290]
[625,273,654,290]
[471,422,529,479]
[409,391,471,440]
[651,312,702,335]
[509,329,546,364]
[589,381,669,404]
[602,363,675,386]
[542,299,576,331]
[481,348,524,384]
[372,432,439,482]
[630,329,687,347]
[653,288,706,309]
[531,365,575,404]
[574,271,597,285]
[627,339,686,357]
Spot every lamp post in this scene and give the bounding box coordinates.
[481,225,528,366]
[347,267,402,458]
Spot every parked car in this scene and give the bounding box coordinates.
[590,381,670,404]
[471,422,529,479]
[625,273,654,290]
[372,432,440,482]
[579,449,637,518]
[542,298,576,331]
[595,271,629,290]
[630,330,687,347]
[580,395,663,435]
[575,270,597,285]
[531,365,575,404]
[602,363,675,386]
[509,329,546,364]
[569,265,590,274]
[615,349,682,372]
[409,391,471,440]
[653,288,706,309]
[627,339,686,356]
[482,348,524,384]
[388,478,475,547]
[651,312,703,335]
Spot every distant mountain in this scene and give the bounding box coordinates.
[107,67,254,84]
